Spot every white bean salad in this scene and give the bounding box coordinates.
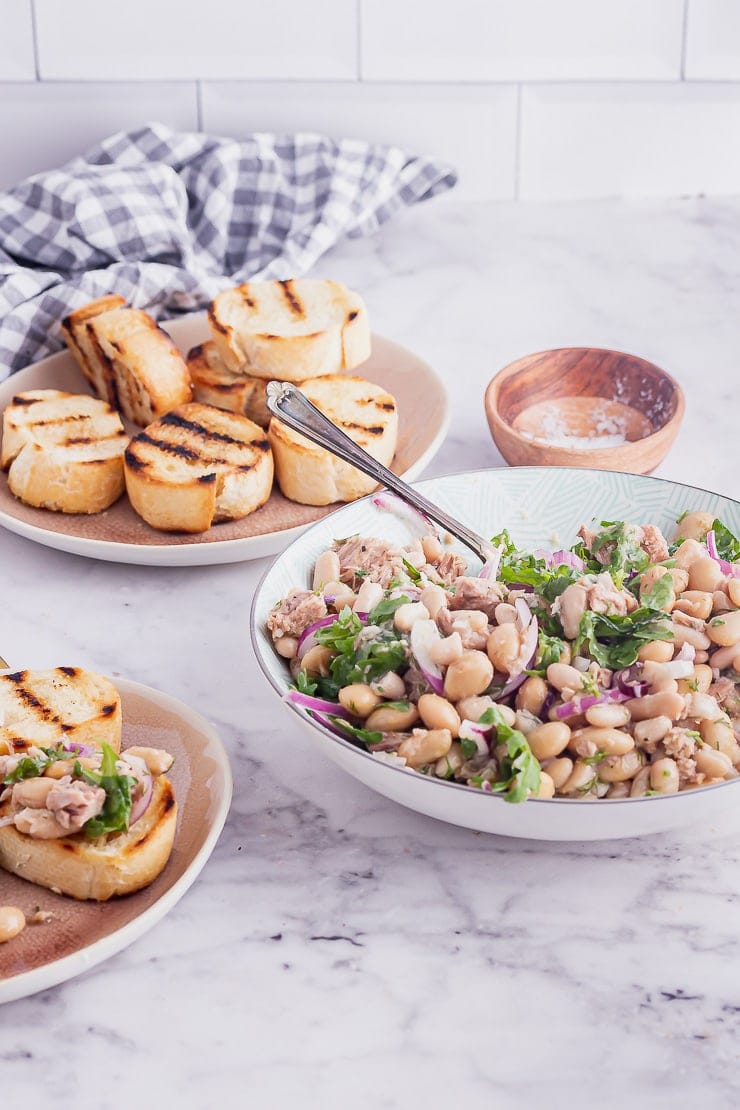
[267,508,740,802]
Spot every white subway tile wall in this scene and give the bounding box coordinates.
[0,0,738,200]
[685,0,740,79]
[0,0,36,81]
[361,0,685,82]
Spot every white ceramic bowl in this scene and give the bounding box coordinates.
[251,468,740,841]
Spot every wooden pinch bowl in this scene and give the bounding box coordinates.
[484,347,685,474]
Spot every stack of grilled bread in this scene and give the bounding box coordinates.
[190,278,397,506]
[1,278,399,527]
[0,667,177,901]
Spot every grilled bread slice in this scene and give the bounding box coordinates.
[186,341,270,429]
[208,279,371,380]
[0,773,176,901]
[269,376,398,505]
[61,297,193,425]
[124,402,274,533]
[1,389,127,513]
[0,668,122,755]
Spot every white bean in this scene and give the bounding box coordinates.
[313,550,341,590]
[584,703,631,729]
[429,631,464,667]
[394,602,430,632]
[649,757,680,794]
[420,584,448,619]
[353,579,384,615]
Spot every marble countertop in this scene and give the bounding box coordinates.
[3,196,740,1109]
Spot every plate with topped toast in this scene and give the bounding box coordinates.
[0,667,232,1004]
[0,281,449,565]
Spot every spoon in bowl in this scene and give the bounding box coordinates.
[266,382,496,564]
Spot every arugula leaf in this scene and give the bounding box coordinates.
[489,529,516,557]
[81,742,135,840]
[484,705,541,804]
[587,521,649,589]
[574,607,672,669]
[640,573,674,611]
[712,519,740,563]
[329,717,383,747]
[367,594,411,625]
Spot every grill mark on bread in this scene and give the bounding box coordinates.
[58,667,78,678]
[347,310,359,322]
[207,305,229,336]
[279,280,304,317]
[339,421,384,436]
[161,410,255,449]
[11,395,42,407]
[135,433,201,463]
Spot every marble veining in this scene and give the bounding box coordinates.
[1,197,740,1109]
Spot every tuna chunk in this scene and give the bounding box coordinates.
[553,572,637,638]
[267,589,328,639]
[433,552,468,586]
[334,536,406,589]
[448,576,504,621]
[46,775,106,832]
[662,728,700,785]
[640,524,670,563]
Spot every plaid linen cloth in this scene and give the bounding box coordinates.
[0,122,456,379]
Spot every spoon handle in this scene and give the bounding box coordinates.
[265,382,494,563]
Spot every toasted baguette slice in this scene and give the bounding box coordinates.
[269,376,398,505]
[124,402,274,533]
[2,389,127,513]
[61,297,193,425]
[186,341,270,428]
[0,668,122,754]
[0,774,176,901]
[208,279,371,380]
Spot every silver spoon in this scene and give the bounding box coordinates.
[265,381,495,563]
[0,655,8,669]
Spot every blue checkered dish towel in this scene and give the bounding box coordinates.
[0,122,456,379]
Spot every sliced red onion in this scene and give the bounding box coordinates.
[63,742,95,758]
[390,585,421,601]
[129,774,153,827]
[479,545,502,581]
[552,549,585,572]
[705,530,740,578]
[497,616,539,698]
[615,667,650,697]
[533,548,551,563]
[479,780,494,793]
[514,598,532,629]
[555,688,631,719]
[676,642,696,663]
[458,719,490,756]
[0,815,16,828]
[573,656,591,672]
[285,690,352,718]
[409,619,445,695]
[372,492,435,535]
[307,711,356,741]
[297,613,340,659]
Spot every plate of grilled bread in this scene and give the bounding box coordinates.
[0,279,449,565]
[0,666,231,1004]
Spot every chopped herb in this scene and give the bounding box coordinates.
[583,752,608,765]
[460,737,479,759]
[293,670,318,696]
[401,558,422,582]
[711,519,740,563]
[329,717,383,747]
[78,742,135,840]
[676,510,690,524]
[367,594,411,625]
[640,573,674,611]
[2,744,73,785]
[313,606,408,700]
[378,700,411,712]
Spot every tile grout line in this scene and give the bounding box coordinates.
[681,0,690,79]
[29,0,41,80]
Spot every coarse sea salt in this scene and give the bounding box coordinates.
[521,403,628,449]
[522,431,628,449]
